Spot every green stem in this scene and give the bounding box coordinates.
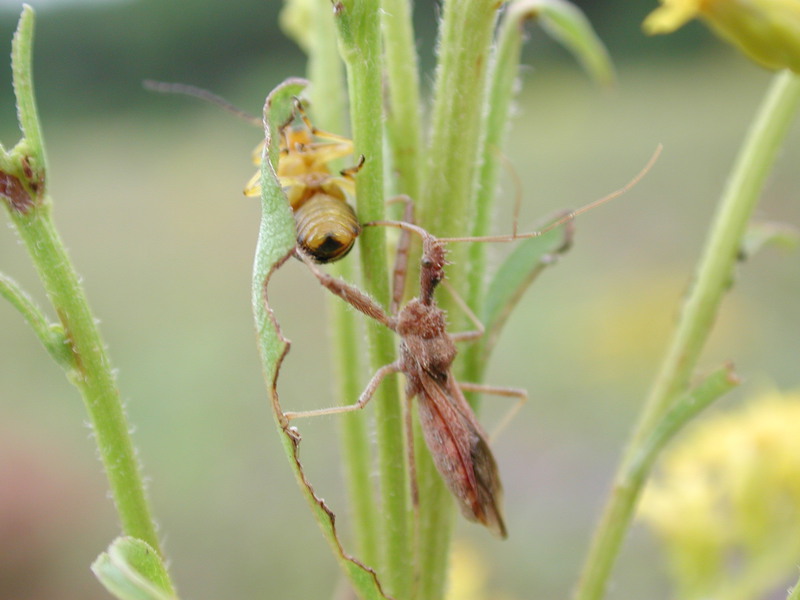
[2,8,171,592]
[420,0,500,245]
[416,3,501,598]
[9,206,167,561]
[574,69,800,600]
[334,2,412,597]
[462,2,531,391]
[634,69,800,445]
[576,366,738,600]
[380,0,423,202]
[306,0,380,568]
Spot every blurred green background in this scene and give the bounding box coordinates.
[0,1,798,599]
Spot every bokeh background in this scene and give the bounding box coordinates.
[0,0,798,598]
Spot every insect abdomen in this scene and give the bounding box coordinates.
[294,193,361,263]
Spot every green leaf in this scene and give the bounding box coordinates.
[627,363,740,482]
[740,220,800,259]
[91,537,175,600]
[0,272,74,369]
[251,78,391,600]
[11,4,46,174]
[507,0,615,86]
[482,217,573,357]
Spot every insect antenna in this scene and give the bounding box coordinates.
[440,143,663,244]
[492,146,525,238]
[142,80,261,127]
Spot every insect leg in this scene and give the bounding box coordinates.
[293,97,355,145]
[284,361,403,421]
[405,393,419,509]
[339,154,366,180]
[296,249,396,329]
[385,195,415,315]
[456,382,528,442]
[440,279,484,342]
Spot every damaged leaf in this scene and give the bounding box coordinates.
[251,78,391,600]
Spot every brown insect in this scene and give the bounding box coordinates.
[288,221,524,537]
[282,146,662,537]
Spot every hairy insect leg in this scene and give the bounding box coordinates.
[440,279,484,342]
[385,195,416,315]
[284,361,403,421]
[457,382,528,442]
[296,249,395,329]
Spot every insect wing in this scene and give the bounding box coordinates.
[416,374,507,538]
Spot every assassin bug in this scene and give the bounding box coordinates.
[290,222,522,537]
[281,146,661,537]
[143,81,363,263]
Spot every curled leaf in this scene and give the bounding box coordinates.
[505,0,615,86]
[91,537,175,600]
[251,78,392,600]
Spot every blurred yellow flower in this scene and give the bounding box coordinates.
[644,0,800,73]
[446,542,517,600]
[638,390,800,599]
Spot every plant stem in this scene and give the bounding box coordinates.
[380,0,423,202]
[634,69,800,445]
[306,0,380,569]
[334,2,413,597]
[9,206,166,560]
[574,69,800,600]
[415,2,502,597]
[462,3,531,392]
[3,9,169,576]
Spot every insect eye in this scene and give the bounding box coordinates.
[421,257,433,268]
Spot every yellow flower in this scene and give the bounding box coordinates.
[638,390,800,598]
[644,0,800,73]
[446,542,517,600]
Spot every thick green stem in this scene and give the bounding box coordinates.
[462,3,531,391]
[304,0,379,566]
[303,0,381,568]
[574,70,800,600]
[415,3,501,598]
[334,2,413,597]
[380,0,423,202]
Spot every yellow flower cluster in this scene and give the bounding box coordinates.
[644,0,800,73]
[638,390,800,598]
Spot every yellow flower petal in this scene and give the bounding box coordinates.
[643,0,702,33]
[644,0,800,72]
[703,0,800,71]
